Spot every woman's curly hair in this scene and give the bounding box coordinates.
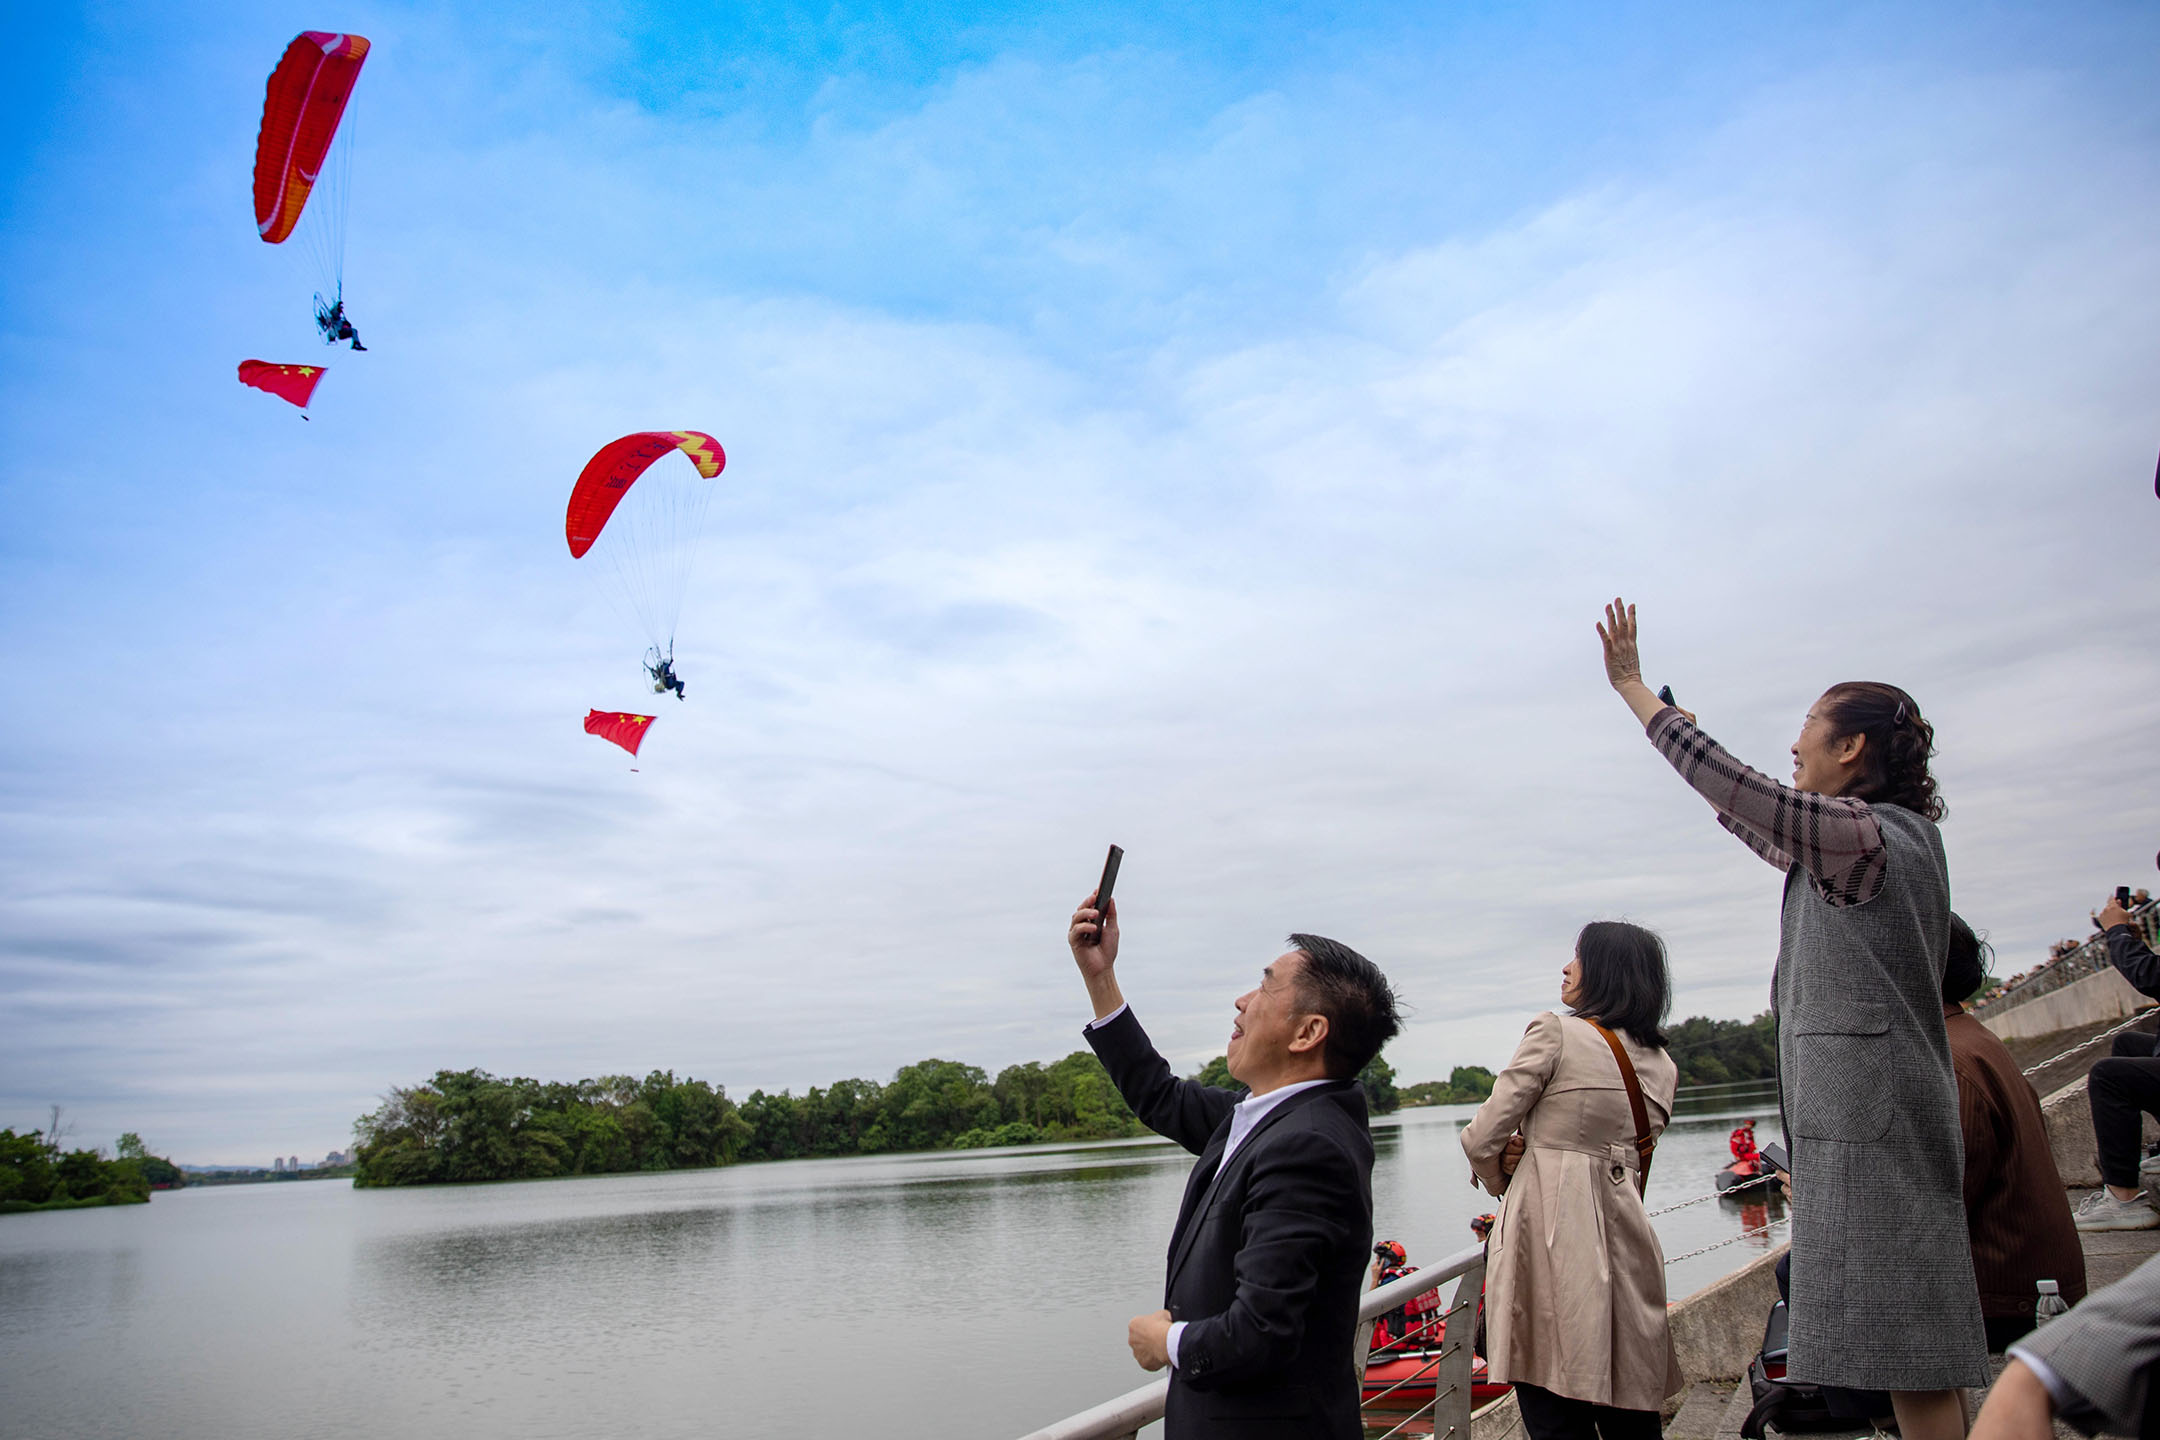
[1820,681,1944,821]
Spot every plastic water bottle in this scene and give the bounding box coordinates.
[2035,1279,2068,1328]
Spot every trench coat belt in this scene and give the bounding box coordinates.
[1521,1137,1641,1171]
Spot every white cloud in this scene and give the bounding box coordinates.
[3,24,2158,1159]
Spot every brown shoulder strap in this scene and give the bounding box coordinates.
[1589,1020,1655,1196]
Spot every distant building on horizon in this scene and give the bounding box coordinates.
[272,1156,285,1172]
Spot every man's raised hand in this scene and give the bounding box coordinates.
[1069,889,1127,1021]
[1070,890,1120,968]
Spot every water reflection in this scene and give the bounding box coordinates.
[0,1107,1780,1440]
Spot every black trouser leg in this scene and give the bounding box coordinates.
[1587,1402,1664,1440]
[1515,1383,1599,1440]
[2086,1054,2160,1189]
[1513,1382,1661,1440]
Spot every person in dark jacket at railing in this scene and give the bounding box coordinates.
[1067,884,1397,1440]
[2072,891,2160,1232]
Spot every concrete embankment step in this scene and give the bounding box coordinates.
[1663,1380,1732,1440]
[2073,1208,2160,1290]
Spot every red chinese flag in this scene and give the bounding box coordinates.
[584,709,657,756]
[238,360,327,410]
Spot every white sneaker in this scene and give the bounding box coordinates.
[2074,1188,2160,1232]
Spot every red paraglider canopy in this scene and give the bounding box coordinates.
[237,359,327,410]
[565,431,726,558]
[585,710,656,756]
[254,32,370,245]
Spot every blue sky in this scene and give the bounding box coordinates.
[4,1,2158,1162]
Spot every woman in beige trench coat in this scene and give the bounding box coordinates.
[1462,921,1683,1440]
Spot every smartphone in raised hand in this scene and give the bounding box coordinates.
[1762,1141,1789,1175]
[1083,844,1123,946]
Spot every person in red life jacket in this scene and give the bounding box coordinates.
[1729,1121,1760,1172]
[1371,1241,1415,1350]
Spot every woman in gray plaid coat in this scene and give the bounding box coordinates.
[1597,599,1987,1440]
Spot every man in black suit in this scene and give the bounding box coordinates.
[1068,886,1400,1440]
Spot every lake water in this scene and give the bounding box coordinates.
[0,1094,1783,1440]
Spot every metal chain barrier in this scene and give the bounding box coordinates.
[1662,1214,1789,1266]
[2021,1007,2157,1078]
[1646,1169,1776,1216]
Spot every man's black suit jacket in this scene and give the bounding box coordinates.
[1086,1007,1374,1440]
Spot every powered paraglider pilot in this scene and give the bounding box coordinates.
[647,649,685,701]
[314,293,366,350]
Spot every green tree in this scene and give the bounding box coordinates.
[111,1133,183,1188]
[1398,1065,1497,1107]
[1665,1012,1777,1087]
[1041,1051,1143,1139]
[738,1089,802,1162]
[353,1070,565,1187]
[0,1128,54,1204]
[1190,1055,1240,1091]
[881,1059,998,1151]
[1358,1055,1399,1113]
[354,1066,752,1187]
[1447,1065,1496,1100]
[0,1127,151,1210]
[993,1062,1051,1128]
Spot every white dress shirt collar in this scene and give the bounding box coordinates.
[1219,1077,1332,1168]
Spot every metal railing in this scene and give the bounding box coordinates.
[1971,900,2158,1017]
[1016,1242,1487,1440]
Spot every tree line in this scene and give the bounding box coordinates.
[1393,1011,1781,1107]
[2,1128,182,1213]
[1665,1011,1778,1087]
[349,1015,1782,1191]
[353,1050,1407,1187]
[350,1053,1154,1186]
[1399,1066,1498,1107]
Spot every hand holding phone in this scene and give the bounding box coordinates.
[1080,844,1123,948]
[2100,887,2137,930]
[1070,847,1128,1017]
[1762,1141,1789,1174]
